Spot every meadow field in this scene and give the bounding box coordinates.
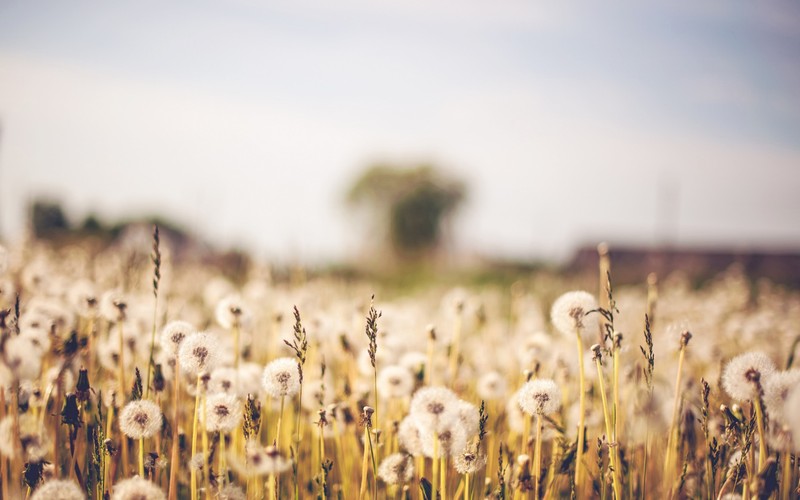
[0,234,798,499]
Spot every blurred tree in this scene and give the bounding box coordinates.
[346,164,466,259]
[30,200,70,238]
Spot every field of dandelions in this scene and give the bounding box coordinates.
[0,234,799,500]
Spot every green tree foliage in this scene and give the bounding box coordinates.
[30,200,69,238]
[347,164,466,258]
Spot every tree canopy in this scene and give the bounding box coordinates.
[346,164,466,259]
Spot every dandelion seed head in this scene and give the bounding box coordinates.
[421,420,468,458]
[209,367,238,396]
[215,294,249,329]
[216,484,246,500]
[237,362,264,399]
[456,400,480,439]
[476,371,506,401]
[30,479,85,500]
[237,444,294,475]
[19,326,52,356]
[262,357,300,398]
[721,351,776,402]
[100,289,127,323]
[410,386,459,435]
[159,320,195,359]
[205,393,242,433]
[506,387,526,433]
[178,332,220,377]
[785,385,800,451]
[454,449,488,474]
[550,291,598,337]
[190,453,206,471]
[377,453,414,485]
[399,351,427,375]
[377,365,415,400]
[518,378,562,415]
[0,413,49,461]
[762,369,800,424]
[67,280,98,317]
[4,335,42,381]
[110,476,166,500]
[119,400,162,440]
[397,416,423,456]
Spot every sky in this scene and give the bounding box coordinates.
[0,0,799,262]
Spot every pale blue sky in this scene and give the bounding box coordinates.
[1,1,798,261]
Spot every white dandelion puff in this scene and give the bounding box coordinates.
[456,399,480,439]
[397,416,424,456]
[262,357,301,399]
[4,335,43,381]
[785,386,800,450]
[100,289,127,323]
[454,449,488,474]
[421,420,468,458]
[377,365,415,400]
[476,371,507,401]
[111,476,166,500]
[159,320,195,359]
[721,352,776,402]
[550,291,599,337]
[205,393,243,433]
[762,369,800,424]
[119,400,163,440]
[409,386,459,434]
[216,484,246,500]
[518,378,562,416]
[31,479,86,500]
[178,332,221,377]
[208,367,239,396]
[215,294,249,329]
[377,453,414,485]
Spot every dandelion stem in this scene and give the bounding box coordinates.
[780,450,792,500]
[575,330,587,491]
[359,426,370,500]
[276,396,286,448]
[440,455,447,500]
[594,356,621,500]
[168,360,181,500]
[219,432,226,487]
[202,390,210,500]
[431,436,439,500]
[138,437,145,478]
[269,473,277,500]
[753,397,767,471]
[664,343,686,491]
[191,374,201,500]
[533,414,543,500]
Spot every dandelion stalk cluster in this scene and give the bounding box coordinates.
[0,239,798,499]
